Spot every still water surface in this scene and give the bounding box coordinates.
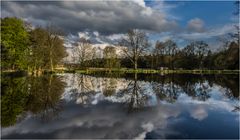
[1,73,239,139]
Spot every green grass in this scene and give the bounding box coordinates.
[2,68,239,75]
[73,68,240,74]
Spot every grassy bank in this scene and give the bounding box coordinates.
[74,68,240,75]
[2,68,240,75]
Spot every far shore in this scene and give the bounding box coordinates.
[1,68,240,75]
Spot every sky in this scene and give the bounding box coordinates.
[1,0,239,50]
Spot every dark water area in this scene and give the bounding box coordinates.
[1,73,239,139]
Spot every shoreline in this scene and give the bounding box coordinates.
[1,68,240,75]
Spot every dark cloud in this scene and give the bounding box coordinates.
[2,1,178,35]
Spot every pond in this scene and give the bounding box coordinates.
[1,73,239,139]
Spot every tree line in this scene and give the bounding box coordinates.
[73,30,239,70]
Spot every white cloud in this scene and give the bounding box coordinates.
[187,18,205,33]
[179,23,236,40]
[78,32,90,40]
[149,1,183,20]
[132,0,146,8]
[93,31,99,37]
[189,105,208,121]
[134,122,154,140]
[106,33,124,41]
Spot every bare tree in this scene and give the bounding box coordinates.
[91,47,97,67]
[73,37,93,68]
[217,35,232,51]
[163,40,177,70]
[45,25,66,71]
[190,41,209,69]
[103,46,119,71]
[154,41,165,68]
[120,29,150,70]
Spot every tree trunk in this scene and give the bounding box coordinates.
[151,55,153,69]
[50,51,53,72]
[133,72,138,106]
[134,62,137,70]
[134,55,137,70]
[134,72,137,81]
[156,55,159,69]
[171,55,174,70]
[50,58,53,71]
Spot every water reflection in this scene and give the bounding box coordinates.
[1,73,239,139]
[1,75,66,127]
[65,73,238,110]
[1,76,29,127]
[27,75,66,122]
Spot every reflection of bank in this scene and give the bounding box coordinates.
[66,74,102,105]
[62,73,239,114]
[102,78,118,97]
[120,73,148,112]
[151,74,180,103]
[1,76,29,127]
[2,73,239,139]
[1,75,66,127]
[27,75,66,122]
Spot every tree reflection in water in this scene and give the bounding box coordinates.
[152,75,181,103]
[103,78,117,97]
[67,74,98,104]
[81,73,239,112]
[2,73,239,127]
[27,75,66,122]
[1,76,29,127]
[67,73,239,114]
[1,74,66,127]
[117,73,149,112]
